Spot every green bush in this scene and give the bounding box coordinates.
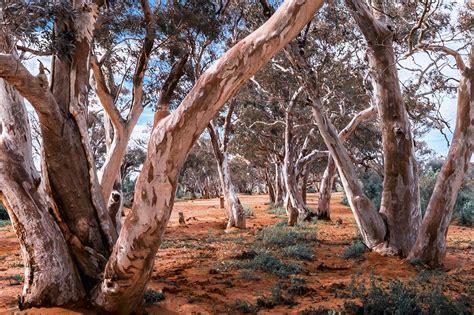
[144,289,165,305]
[345,273,472,315]
[340,170,382,209]
[282,244,314,261]
[256,223,316,248]
[341,240,367,259]
[256,282,296,308]
[0,203,9,221]
[240,252,300,278]
[267,203,286,215]
[340,196,350,206]
[243,205,254,218]
[288,277,310,296]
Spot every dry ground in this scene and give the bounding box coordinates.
[0,193,472,314]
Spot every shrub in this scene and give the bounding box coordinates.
[256,223,316,249]
[346,273,472,315]
[243,205,254,218]
[0,203,9,221]
[340,196,349,206]
[240,252,300,278]
[228,299,257,314]
[144,289,165,305]
[282,244,314,261]
[239,271,261,281]
[267,203,286,215]
[256,282,296,308]
[288,277,309,296]
[341,240,367,259]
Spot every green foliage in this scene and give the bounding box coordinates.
[243,205,254,218]
[8,274,23,286]
[267,203,286,215]
[144,289,165,305]
[0,220,11,228]
[256,282,296,309]
[340,196,349,206]
[256,223,316,248]
[341,240,367,259]
[340,171,382,209]
[345,273,472,315]
[239,271,261,281]
[239,252,301,278]
[0,203,9,221]
[227,299,258,314]
[281,244,314,261]
[288,277,310,296]
[419,164,474,226]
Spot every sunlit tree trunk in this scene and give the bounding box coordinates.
[208,118,246,229]
[346,0,421,255]
[317,106,377,220]
[93,1,325,312]
[409,43,473,267]
[0,77,85,308]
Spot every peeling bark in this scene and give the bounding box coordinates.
[93,1,325,312]
[317,106,377,220]
[346,0,421,255]
[0,77,84,307]
[310,97,386,249]
[208,122,245,229]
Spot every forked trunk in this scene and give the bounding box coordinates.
[310,97,386,249]
[409,47,473,267]
[346,0,421,256]
[93,1,325,312]
[0,79,84,307]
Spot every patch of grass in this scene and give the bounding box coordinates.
[256,282,296,309]
[267,203,286,215]
[341,240,367,259]
[243,205,254,218]
[256,223,316,249]
[239,271,261,281]
[239,252,300,278]
[8,274,23,286]
[144,289,165,305]
[281,244,314,261]
[186,294,205,304]
[226,299,258,314]
[345,273,472,315]
[288,277,310,296]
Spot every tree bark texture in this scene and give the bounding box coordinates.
[346,0,421,256]
[409,44,473,267]
[0,78,84,307]
[93,1,325,312]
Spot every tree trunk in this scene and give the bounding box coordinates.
[93,1,325,312]
[316,106,377,220]
[301,166,309,204]
[0,78,84,307]
[274,163,285,205]
[317,157,335,220]
[409,45,473,267]
[266,168,276,203]
[346,0,421,256]
[310,97,386,249]
[208,124,246,229]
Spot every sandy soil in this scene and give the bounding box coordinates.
[0,193,472,314]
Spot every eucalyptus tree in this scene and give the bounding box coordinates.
[0,0,325,311]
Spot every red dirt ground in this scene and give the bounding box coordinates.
[0,193,472,314]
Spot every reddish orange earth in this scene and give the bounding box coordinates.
[0,193,472,314]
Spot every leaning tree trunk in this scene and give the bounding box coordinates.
[316,106,377,220]
[208,124,246,229]
[93,1,325,312]
[266,168,276,203]
[0,77,84,307]
[409,45,473,267]
[346,0,421,256]
[310,97,387,249]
